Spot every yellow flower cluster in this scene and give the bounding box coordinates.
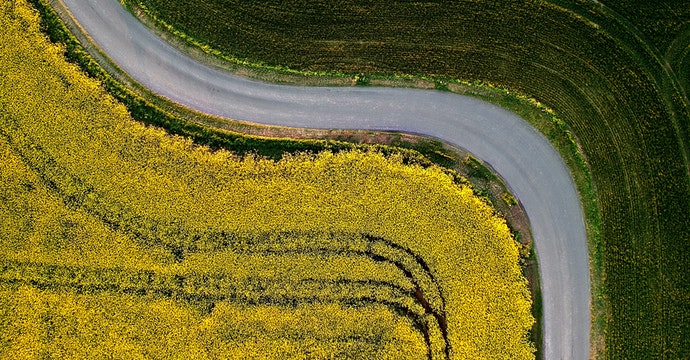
[0,1,533,359]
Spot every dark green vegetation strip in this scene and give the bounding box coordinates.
[121,0,690,358]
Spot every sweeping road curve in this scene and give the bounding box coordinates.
[60,0,590,358]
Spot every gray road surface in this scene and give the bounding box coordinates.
[59,0,591,358]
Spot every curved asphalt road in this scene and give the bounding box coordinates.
[60,0,590,358]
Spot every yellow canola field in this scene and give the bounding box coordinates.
[0,1,534,359]
[0,285,425,359]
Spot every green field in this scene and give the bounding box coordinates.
[0,2,535,358]
[118,0,690,358]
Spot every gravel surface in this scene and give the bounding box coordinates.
[60,0,591,358]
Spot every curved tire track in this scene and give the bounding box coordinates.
[0,259,435,357]
[56,0,591,358]
[1,122,449,358]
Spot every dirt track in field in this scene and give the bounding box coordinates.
[59,0,591,358]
